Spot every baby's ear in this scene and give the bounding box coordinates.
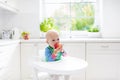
[46,40,48,43]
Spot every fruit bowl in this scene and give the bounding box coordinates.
[21,32,30,40]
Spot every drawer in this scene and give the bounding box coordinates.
[87,43,120,54]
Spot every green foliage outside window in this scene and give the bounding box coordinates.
[40,3,96,32]
[53,3,95,31]
[71,3,95,31]
[71,17,94,30]
[88,25,99,32]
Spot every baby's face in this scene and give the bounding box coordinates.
[47,33,60,48]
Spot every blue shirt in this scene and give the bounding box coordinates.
[45,46,63,62]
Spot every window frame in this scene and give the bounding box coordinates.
[39,0,102,38]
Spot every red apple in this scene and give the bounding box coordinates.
[23,34,29,40]
[54,43,62,49]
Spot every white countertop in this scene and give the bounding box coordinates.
[1,38,120,45]
[0,40,20,46]
[20,38,120,43]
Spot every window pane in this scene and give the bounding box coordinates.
[39,0,98,32]
[71,3,95,31]
[71,3,95,18]
[82,0,96,2]
[71,0,82,2]
[45,4,70,18]
[45,0,70,3]
[71,17,94,31]
[54,17,71,30]
[45,0,96,3]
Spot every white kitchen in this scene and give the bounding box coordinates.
[0,0,120,80]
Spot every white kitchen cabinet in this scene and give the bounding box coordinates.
[21,42,47,80]
[62,42,86,80]
[86,42,120,80]
[0,43,20,80]
[20,42,54,80]
[63,42,85,59]
[0,0,19,13]
[7,43,20,80]
[21,42,86,80]
[5,0,17,8]
[0,0,7,3]
[21,43,38,80]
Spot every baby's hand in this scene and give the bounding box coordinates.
[57,45,63,51]
[54,43,63,53]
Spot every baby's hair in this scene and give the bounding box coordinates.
[46,30,59,39]
[45,30,59,43]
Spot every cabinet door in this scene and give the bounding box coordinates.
[37,43,47,52]
[86,43,120,80]
[0,43,20,80]
[0,0,19,13]
[5,0,18,8]
[0,0,6,3]
[63,42,86,80]
[63,42,85,59]
[21,43,38,80]
[7,43,20,80]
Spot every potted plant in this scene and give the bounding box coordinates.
[87,26,101,38]
[40,17,58,38]
[21,31,30,40]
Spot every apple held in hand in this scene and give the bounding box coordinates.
[54,43,62,49]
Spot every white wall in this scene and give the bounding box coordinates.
[101,0,120,38]
[1,0,120,38]
[3,0,40,39]
[0,9,5,28]
[0,9,6,38]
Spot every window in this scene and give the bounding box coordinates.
[39,0,101,38]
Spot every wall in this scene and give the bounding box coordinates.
[0,9,5,28]
[0,11,3,26]
[3,0,40,39]
[101,0,120,38]
[1,0,120,38]
[0,9,6,38]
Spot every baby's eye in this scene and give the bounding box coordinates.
[57,38,59,41]
[52,39,55,41]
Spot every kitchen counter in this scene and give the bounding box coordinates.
[0,40,20,46]
[20,38,120,43]
[2,38,120,45]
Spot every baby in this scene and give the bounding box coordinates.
[45,30,66,62]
